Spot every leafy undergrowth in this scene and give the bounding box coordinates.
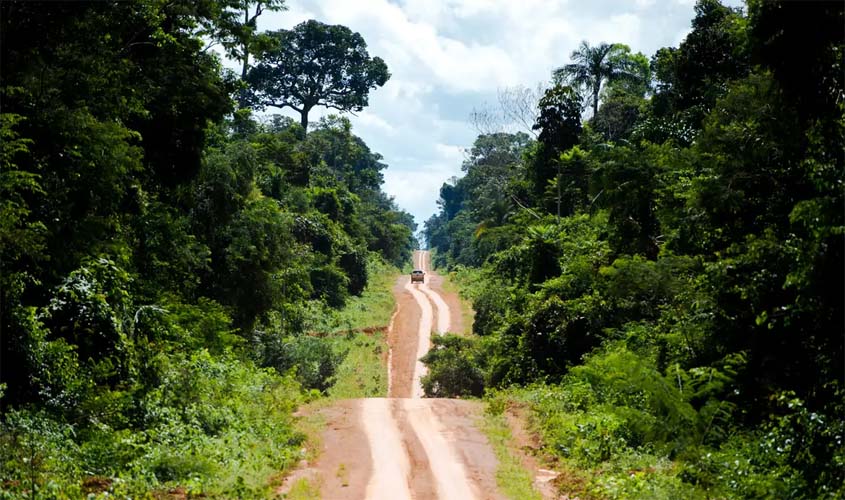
[330,257,399,335]
[0,258,398,498]
[326,257,396,399]
[0,351,306,499]
[485,347,845,500]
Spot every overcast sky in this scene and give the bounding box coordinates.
[250,0,743,229]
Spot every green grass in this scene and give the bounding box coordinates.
[326,256,398,399]
[327,331,388,399]
[480,411,544,500]
[283,476,321,500]
[331,257,399,333]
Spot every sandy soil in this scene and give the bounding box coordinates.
[421,252,468,335]
[280,251,507,499]
[388,275,422,399]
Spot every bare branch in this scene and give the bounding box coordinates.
[497,83,544,137]
[469,102,504,136]
[469,83,546,137]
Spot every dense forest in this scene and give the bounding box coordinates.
[423,0,844,497]
[0,1,415,496]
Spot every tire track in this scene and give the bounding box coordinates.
[361,399,413,499]
[404,280,433,399]
[294,250,498,499]
[417,250,451,334]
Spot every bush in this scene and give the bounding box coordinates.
[0,410,82,498]
[251,330,345,392]
[421,334,485,398]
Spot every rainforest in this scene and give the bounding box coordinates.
[1,0,843,498]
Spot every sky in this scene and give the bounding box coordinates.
[248,0,744,229]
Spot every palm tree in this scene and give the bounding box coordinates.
[554,41,640,117]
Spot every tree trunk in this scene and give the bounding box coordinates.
[240,7,250,80]
[300,108,310,134]
[241,51,249,80]
[592,85,600,117]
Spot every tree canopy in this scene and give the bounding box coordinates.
[424,1,844,496]
[0,2,410,495]
[554,41,646,117]
[246,19,390,132]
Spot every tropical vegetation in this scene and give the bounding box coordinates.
[0,1,413,496]
[424,1,844,497]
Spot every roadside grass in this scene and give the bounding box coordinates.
[326,255,398,399]
[284,477,321,500]
[327,331,387,399]
[481,412,544,500]
[331,256,398,334]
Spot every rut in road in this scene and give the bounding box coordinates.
[281,251,505,500]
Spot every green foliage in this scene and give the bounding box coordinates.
[424,132,531,267]
[247,20,390,131]
[533,85,582,155]
[208,0,289,81]
[0,410,82,498]
[421,335,486,398]
[554,41,648,116]
[331,255,400,333]
[0,352,304,498]
[252,331,344,392]
[425,2,844,497]
[486,347,842,499]
[1,1,414,495]
[0,114,44,263]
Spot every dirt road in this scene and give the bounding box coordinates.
[281,251,505,499]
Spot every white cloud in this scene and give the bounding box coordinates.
[434,143,465,164]
[252,0,725,225]
[383,163,458,224]
[354,112,398,137]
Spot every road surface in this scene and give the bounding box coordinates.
[280,251,507,499]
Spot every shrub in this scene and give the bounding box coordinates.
[421,334,485,398]
[252,330,345,392]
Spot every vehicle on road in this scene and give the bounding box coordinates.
[411,269,425,283]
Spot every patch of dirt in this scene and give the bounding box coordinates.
[277,400,372,499]
[388,275,422,398]
[505,403,566,500]
[426,399,505,500]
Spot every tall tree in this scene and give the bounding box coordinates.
[200,0,287,106]
[246,20,390,132]
[530,84,583,207]
[554,42,642,117]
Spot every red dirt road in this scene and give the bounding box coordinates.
[280,251,505,499]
